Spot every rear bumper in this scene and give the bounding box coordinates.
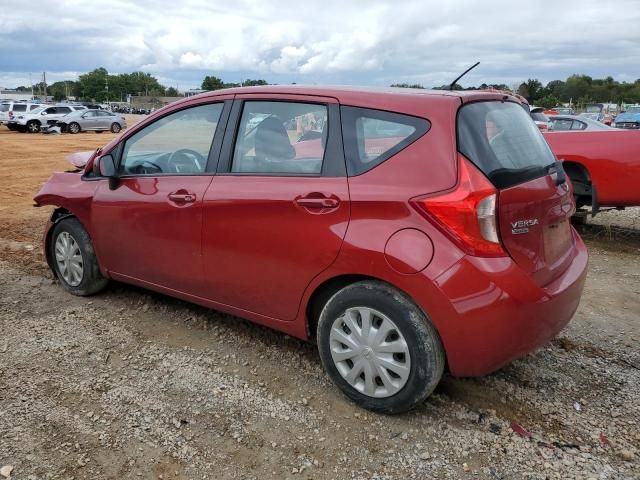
[432,229,588,377]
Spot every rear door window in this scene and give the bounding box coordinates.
[341,106,429,176]
[231,101,327,175]
[457,101,556,189]
[551,118,573,131]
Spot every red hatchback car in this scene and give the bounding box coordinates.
[34,86,588,413]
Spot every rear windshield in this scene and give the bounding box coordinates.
[530,112,548,122]
[457,101,556,189]
[0,104,9,112]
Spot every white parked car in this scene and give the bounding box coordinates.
[0,102,43,129]
[15,104,87,133]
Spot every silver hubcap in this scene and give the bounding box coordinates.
[54,232,83,286]
[70,124,78,133]
[330,307,411,398]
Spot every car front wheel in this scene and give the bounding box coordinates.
[110,122,121,133]
[27,120,41,133]
[317,280,445,414]
[68,122,80,134]
[50,218,108,296]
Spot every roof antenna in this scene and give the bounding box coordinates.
[446,61,480,90]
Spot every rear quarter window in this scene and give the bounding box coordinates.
[0,104,10,112]
[341,106,430,176]
[12,104,27,112]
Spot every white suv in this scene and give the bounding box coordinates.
[15,104,87,133]
[0,102,43,130]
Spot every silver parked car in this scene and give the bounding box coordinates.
[548,114,613,131]
[55,109,127,134]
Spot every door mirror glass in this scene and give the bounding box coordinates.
[99,154,116,177]
[99,154,119,189]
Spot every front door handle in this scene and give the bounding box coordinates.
[168,191,196,203]
[296,197,339,208]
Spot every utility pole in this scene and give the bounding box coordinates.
[29,73,33,99]
[105,76,109,104]
[43,72,47,98]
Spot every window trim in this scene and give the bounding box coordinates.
[111,100,232,178]
[216,99,346,178]
[340,105,431,177]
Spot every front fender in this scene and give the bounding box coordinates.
[34,174,105,275]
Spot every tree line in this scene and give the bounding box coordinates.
[392,75,640,108]
[12,69,640,107]
[11,68,269,102]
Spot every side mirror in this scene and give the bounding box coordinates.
[41,111,47,116]
[98,154,119,190]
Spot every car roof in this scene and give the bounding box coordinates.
[187,84,518,104]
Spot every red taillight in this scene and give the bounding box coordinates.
[8,111,13,119]
[411,155,506,257]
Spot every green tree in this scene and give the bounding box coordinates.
[242,79,268,86]
[78,67,109,101]
[166,86,180,96]
[538,95,560,109]
[390,83,425,89]
[201,75,225,90]
[518,79,544,103]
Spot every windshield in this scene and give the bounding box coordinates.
[457,101,556,189]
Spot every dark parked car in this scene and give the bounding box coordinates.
[34,86,587,413]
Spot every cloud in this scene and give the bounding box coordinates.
[0,0,639,90]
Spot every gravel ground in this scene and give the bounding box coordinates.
[1,233,639,480]
[587,207,640,232]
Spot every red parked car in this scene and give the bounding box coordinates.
[544,130,640,211]
[34,86,588,413]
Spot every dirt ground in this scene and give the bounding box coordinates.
[0,123,638,480]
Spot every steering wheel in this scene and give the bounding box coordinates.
[130,160,163,174]
[168,148,206,173]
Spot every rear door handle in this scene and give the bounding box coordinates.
[168,192,196,203]
[295,196,340,209]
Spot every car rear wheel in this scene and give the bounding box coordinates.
[50,218,108,296]
[317,280,445,414]
[68,122,80,134]
[27,120,41,133]
[110,122,121,133]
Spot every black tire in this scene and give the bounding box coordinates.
[7,124,17,131]
[110,122,121,133]
[16,125,27,133]
[27,120,41,133]
[50,218,108,296]
[68,122,81,134]
[317,280,445,414]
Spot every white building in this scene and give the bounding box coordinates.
[0,90,35,101]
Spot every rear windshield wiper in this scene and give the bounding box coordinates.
[545,161,566,186]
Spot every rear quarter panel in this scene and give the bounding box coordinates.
[544,130,640,206]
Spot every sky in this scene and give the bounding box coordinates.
[1,0,639,91]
